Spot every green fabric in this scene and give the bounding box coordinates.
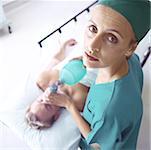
[98,0,150,42]
[79,54,143,149]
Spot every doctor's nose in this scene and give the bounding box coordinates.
[88,35,101,55]
[88,48,100,55]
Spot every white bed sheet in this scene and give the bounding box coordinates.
[0,121,30,150]
[0,71,81,150]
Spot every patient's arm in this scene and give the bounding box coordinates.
[36,69,59,91]
[36,39,77,91]
[45,39,77,70]
[54,39,77,61]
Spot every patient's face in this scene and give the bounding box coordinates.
[29,97,60,123]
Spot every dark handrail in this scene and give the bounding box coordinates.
[38,1,98,48]
[141,46,151,67]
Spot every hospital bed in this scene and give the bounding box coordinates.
[0,1,150,150]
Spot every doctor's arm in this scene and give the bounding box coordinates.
[48,91,91,139]
[67,101,91,138]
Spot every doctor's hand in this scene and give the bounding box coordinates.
[47,90,73,109]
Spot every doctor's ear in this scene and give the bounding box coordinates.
[125,41,137,58]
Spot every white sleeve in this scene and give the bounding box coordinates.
[80,68,98,87]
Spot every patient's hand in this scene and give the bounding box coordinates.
[54,38,77,61]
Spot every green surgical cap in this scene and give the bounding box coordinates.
[98,0,150,42]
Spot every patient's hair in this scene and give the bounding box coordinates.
[25,107,55,130]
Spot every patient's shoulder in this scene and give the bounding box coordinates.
[69,83,89,111]
[37,69,59,91]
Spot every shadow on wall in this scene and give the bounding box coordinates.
[136,30,151,150]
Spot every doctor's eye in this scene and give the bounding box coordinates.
[88,25,98,33]
[106,33,118,44]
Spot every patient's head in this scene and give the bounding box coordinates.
[25,96,61,129]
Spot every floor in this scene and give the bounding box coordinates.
[0,0,150,149]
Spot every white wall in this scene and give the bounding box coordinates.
[136,30,151,150]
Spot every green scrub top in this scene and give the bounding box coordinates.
[79,54,143,150]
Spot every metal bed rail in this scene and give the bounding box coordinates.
[38,0,98,48]
[141,46,151,67]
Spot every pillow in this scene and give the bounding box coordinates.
[0,73,81,150]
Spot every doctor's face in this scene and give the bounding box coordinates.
[83,5,136,68]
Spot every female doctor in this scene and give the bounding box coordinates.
[47,0,150,149]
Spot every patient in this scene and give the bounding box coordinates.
[25,39,90,129]
[25,87,62,129]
